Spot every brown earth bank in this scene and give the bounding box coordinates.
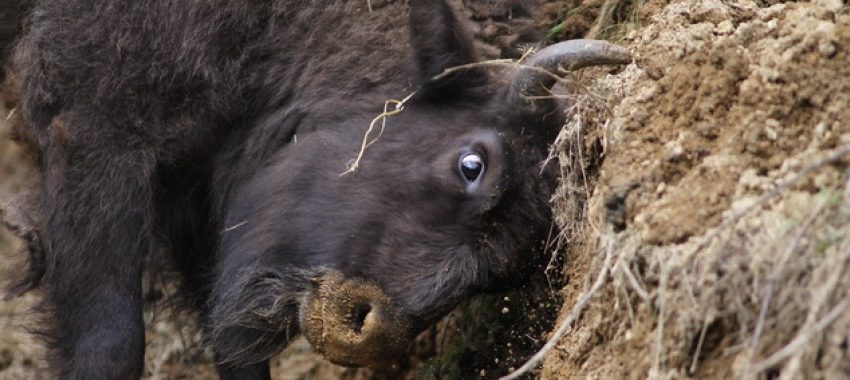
[2,0,850,379]
[543,0,850,378]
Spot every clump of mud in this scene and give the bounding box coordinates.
[543,0,850,378]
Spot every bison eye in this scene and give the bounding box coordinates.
[459,153,485,183]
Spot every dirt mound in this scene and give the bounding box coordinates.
[542,0,850,378]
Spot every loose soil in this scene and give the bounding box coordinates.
[543,0,850,378]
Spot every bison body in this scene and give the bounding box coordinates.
[3,0,628,378]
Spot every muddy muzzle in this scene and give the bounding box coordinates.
[300,272,414,368]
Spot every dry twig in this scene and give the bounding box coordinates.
[689,316,710,374]
[749,299,849,375]
[749,198,828,352]
[340,91,416,175]
[586,0,620,39]
[619,259,649,302]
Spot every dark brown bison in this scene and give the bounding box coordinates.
[1,0,628,378]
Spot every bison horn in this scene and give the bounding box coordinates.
[508,39,631,104]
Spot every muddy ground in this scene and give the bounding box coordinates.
[2,0,850,379]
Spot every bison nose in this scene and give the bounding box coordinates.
[350,302,373,334]
[301,272,413,368]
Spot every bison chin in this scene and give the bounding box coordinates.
[300,272,414,368]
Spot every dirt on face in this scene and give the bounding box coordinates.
[300,273,412,368]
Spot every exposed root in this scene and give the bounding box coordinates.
[340,91,416,176]
[749,198,827,353]
[749,300,849,375]
[343,42,628,175]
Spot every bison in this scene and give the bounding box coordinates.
[1,0,629,378]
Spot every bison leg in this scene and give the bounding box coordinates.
[216,360,271,380]
[41,136,156,378]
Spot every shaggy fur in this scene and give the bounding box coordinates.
[9,0,561,378]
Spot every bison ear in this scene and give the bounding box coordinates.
[409,0,488,100]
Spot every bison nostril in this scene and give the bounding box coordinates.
[351,303,373,334]
[302,273,412,367]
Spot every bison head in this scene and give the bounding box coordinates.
[207,0,629,369]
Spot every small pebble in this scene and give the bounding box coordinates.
[819,40,836,58]
[764,126,778,141]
